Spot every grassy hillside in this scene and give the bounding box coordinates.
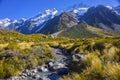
[0,30,75,78]
[58,22,116,38]
[0,30,120,80]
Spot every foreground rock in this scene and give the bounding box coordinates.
[72,54,85,62]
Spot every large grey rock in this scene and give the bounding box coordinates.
[72,54,85,61]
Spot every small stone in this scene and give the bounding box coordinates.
[31,69,37,73]
[48,62,54,67]
[38,66,49,72]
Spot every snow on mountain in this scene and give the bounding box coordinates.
[72,8,88,15]
[0,17,27,30]
[0,4,89,33]
[30,8,58,32]
[64,3,88,11]
[106,6,113,10]
[62,3,89,16]
[31,8,58,23]
[1,4,119,34]
[0,18,11,29]
[0,21,2,24]
[0,8,58,33]
[106,6,119,14]
[114,6,120,15]
[16,8,58,34]
[12,20,18,24]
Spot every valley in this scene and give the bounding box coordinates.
[0,2,120,80]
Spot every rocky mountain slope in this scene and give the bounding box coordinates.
[39,5,120,38]
[80,5,120,33]
[58,21,116,38]
[38,12,79,34]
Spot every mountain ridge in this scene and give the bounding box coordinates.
[0,5,120,38]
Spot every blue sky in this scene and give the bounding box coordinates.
[0,0,119,19]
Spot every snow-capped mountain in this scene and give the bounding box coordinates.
[0,18,11,29]
[63,3,89,16]
[30,8,58,26]
[63,3,88,11]
[0,8,58,34]
[80,5,120,33]
[0,4,88,34]
[0,18,26,30]
[16,8,58,34]
[0,4,120,35]
[72,8,88,15]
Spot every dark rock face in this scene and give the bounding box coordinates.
[16,20,47,34]
[56,68,69,75]
[81,5,120,29]
[48,73,60,80]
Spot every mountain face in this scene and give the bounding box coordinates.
[78,5,120,34]
[38,12,79,34]
[81,5,120,27]
[0,4,88,34]
[63,3,88,12]
[63,3,89,16]
[38,5,120,37]
[0,18,26,30]
[16,8,58,34]
[57,21,115,38]
[0,18,11,29]
[0,5,120,38]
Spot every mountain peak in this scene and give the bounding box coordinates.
[31,8,58,21]
[43,8,58,16]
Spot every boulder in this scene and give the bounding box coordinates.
[72,54,85,61]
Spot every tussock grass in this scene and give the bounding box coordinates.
[0,30,119,79]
